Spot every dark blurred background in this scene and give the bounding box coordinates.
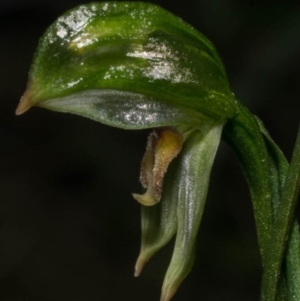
[1,0,300,300]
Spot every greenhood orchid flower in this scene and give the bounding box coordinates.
[16,2,300,301]
[16,3,235,300]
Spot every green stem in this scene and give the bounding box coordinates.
[223,102,273,263]
[225,105,300,301]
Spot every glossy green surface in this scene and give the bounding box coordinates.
[27,2,237,123]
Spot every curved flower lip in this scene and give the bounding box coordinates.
[133,127,183,206]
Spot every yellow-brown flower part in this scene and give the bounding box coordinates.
[133,127,183,206]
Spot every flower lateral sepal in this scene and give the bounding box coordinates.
[160,124,223,301]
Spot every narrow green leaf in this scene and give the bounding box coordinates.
[286,221,300,301]
[276,276,288,301]
[255,117,289,211]
[260,127,300,301]
[257,117,289,301]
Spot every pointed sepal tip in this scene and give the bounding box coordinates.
[15,90,33,115]
[134,257,146,277]
[160,286,177,301]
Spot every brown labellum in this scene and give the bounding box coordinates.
[133,127,183,206]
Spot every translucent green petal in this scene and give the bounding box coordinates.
[135,127,193,276]
[160,124,223,301]
[135,161,179,276]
